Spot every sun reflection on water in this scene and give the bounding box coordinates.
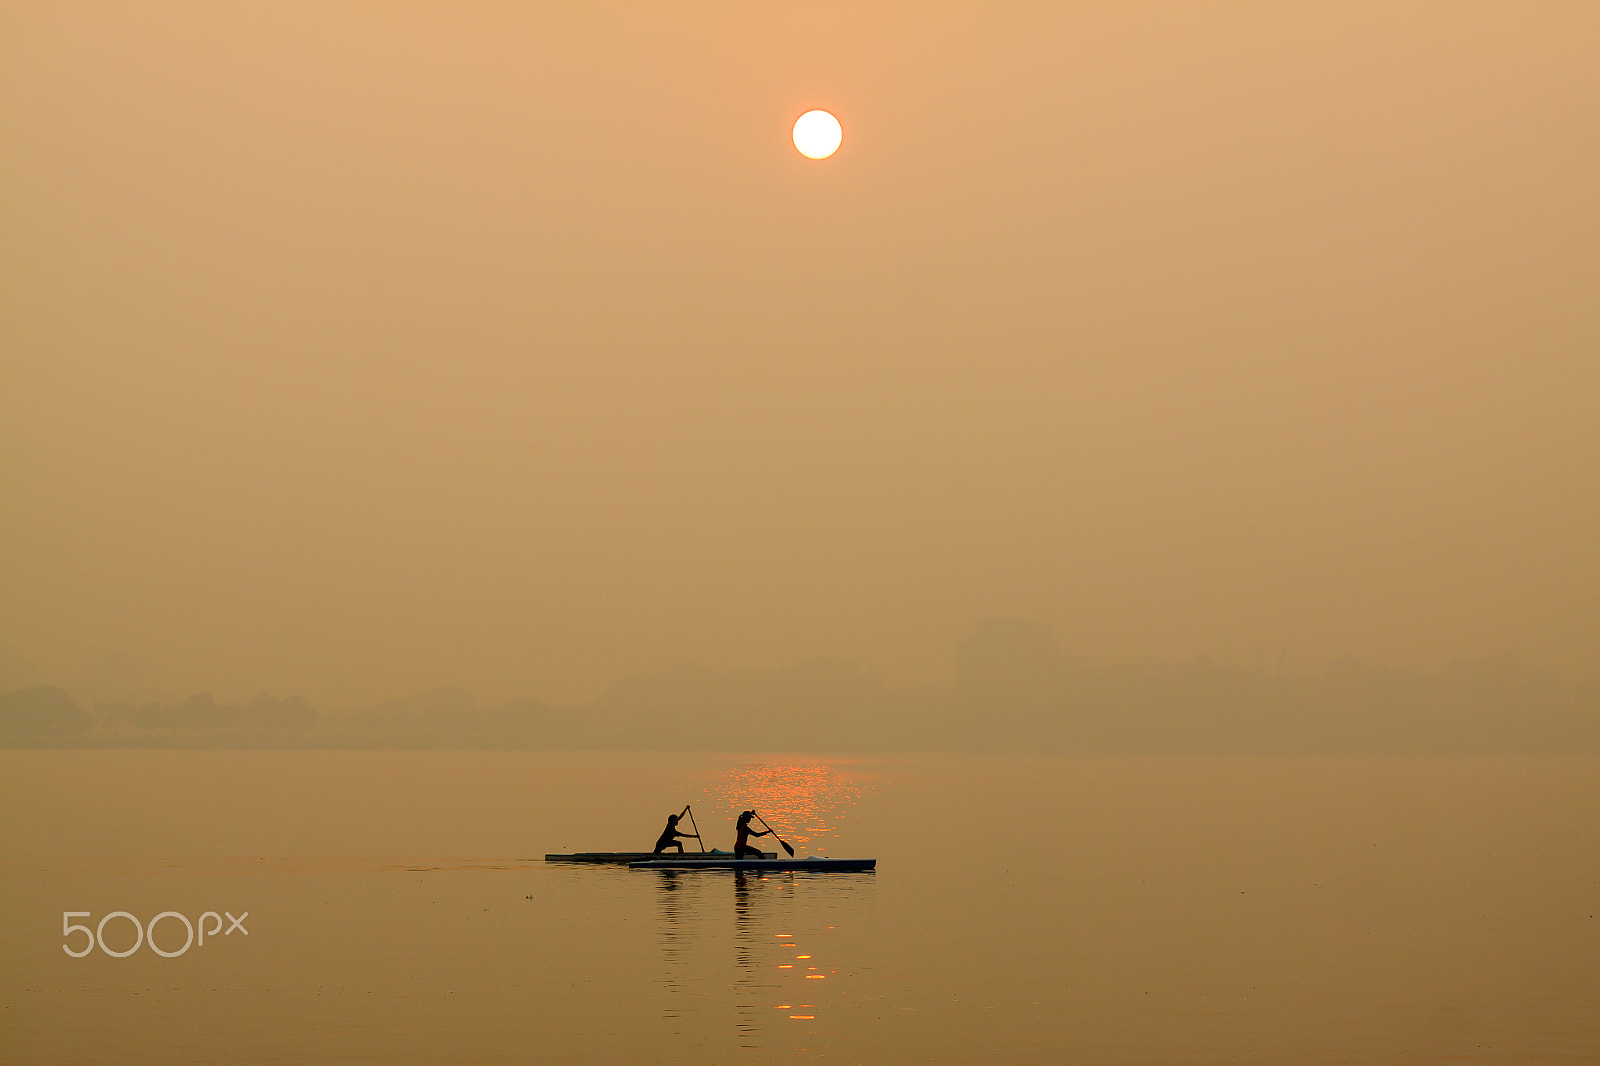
[646,760,877,1050]
[702,762,874,850]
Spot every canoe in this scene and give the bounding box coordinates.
[629,857,876,872]
[545,850,775,864]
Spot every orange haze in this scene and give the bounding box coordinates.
[2,3,1596,708]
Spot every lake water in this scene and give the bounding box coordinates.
[3,751,1598,1063]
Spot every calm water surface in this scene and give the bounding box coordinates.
[2,751,1598,1063]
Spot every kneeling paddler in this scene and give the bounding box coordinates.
[653,807,701,854]
[733,810,771,859]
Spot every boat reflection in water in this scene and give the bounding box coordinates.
[731,870,768,1047]
[653,869,690,1015]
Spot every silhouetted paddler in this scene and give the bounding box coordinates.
[733,810,771,859]
[653,812,699,854]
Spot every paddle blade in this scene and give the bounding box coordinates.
[755,812,797,857]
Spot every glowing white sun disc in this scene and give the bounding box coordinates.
[793,110,842,159]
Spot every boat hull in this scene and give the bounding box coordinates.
[629,858,876,872]
[545,851,774,864]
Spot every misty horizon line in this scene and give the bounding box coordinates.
[4,620,1597,754]
[6,614,1596,715]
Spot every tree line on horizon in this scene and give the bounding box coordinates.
[3,622,1597,752]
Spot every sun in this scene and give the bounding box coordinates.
[792,110,842,160]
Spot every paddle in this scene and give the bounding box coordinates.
[753,812,795,857]
[683,804,705,853]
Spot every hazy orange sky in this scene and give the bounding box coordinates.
[3,3,1596,707]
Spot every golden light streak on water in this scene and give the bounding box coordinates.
[704,763,875,849]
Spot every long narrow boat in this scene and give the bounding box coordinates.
[545,850,775,864]
[629,857,876,872]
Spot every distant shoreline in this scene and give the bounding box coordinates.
[7,649,1597,755]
